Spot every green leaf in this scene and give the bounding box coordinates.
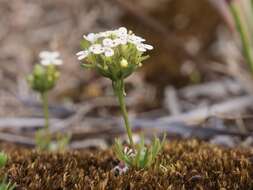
[80,39,90,49]
[0,152,7,168]
[0,176,15,190]
[81,63,95,69]
[140,148,150,168]
[114,139,131,165]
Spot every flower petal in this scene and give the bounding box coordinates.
[103,38,114,47]
[83,33,97,43]
[39,51,62,66]
[143,44,153,50]
[104,48,114,57]
[76,50,89,60]
[89,44,104,54]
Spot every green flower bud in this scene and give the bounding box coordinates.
[27,64,60,93]
[120,59,128,68]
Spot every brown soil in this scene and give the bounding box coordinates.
[1,140,253,190]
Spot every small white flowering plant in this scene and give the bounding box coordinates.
[77,27,165,169]
[27,51,70,151]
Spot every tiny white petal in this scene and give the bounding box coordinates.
[143,44,153,50]
[128,34,145,44]
[136,44,147,52]
[104,47,114,57]
[76,51,85,56]
[116,27,128,37]
[134,35,145,42]
[103,38,114,47]
[83,33,97,43]
[77,55,85,60]
[118,36,128,45]
[118,27,127,33]
[89,44,104,54]
[39,51,62,66]
[77,50,90,60]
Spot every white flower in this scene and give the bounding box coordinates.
[104,47,114,57]
[115,36,128,45]
[76,50,89,60]
[89,44,104,54]
[103,38,114,47]
[83,33,97,43]
[115,27,128,37]
[142,43,153,50]
[136,44,147,52]
[39,51,62,66]
[128,34,145,44]
[78,27,154,61]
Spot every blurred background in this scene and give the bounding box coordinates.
[1,0,252,149]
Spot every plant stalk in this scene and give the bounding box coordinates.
[114,80,134,147]
[41,91,49,130]
[230,3,253,73]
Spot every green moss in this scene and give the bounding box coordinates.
[1,140,252,189]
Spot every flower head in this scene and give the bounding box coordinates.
[27,51,61,93]
[77,27,153,80]
[39,51,63,66]
[89,44,104,54]
[103,38,114,47]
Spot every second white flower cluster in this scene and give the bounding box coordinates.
[76,27,153,60]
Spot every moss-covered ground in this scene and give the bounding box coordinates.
[1,140,252,190]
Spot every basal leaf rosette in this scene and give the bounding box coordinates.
[76,27,153,81]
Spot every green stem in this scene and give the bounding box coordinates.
[113,80,134,147]
[230,4,253,73]
[41,92,49,130]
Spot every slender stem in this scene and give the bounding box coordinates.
[41,91,49,130]
[114,80,134,147]
[230,4,253,73]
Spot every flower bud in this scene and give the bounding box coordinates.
[120,59,128,68]
[27,64,60,93]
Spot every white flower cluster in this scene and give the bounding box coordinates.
[39,51,63,66]
[76,27,153,60]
